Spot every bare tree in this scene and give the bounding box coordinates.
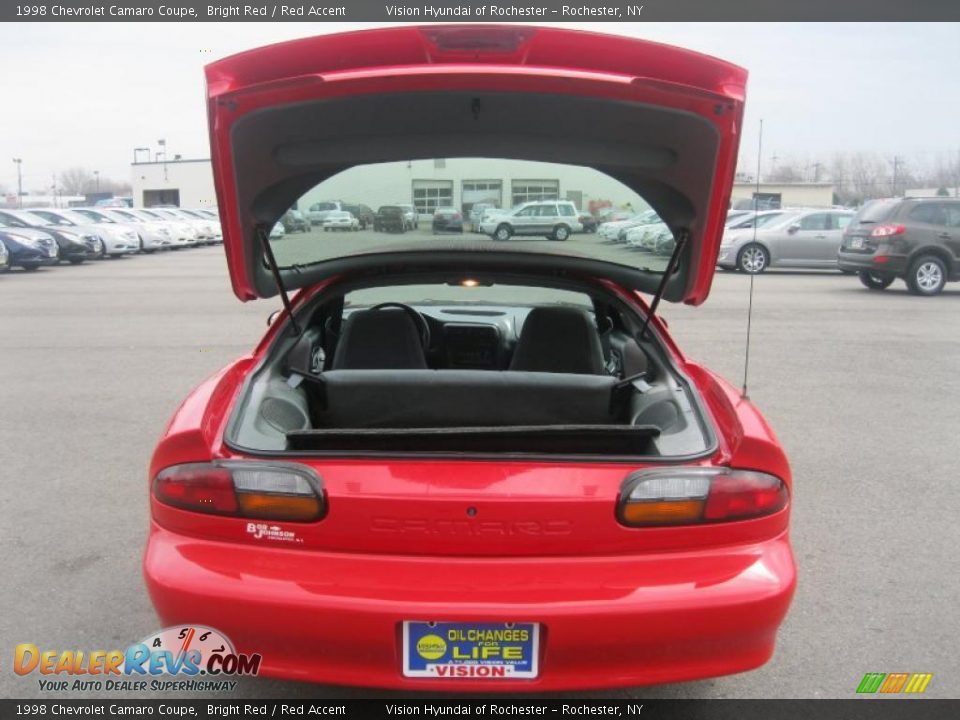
[766,162,805,183]
[59,167,95,195]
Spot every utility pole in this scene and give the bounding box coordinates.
[94,170,100,192]
[12,158,22,208]
[811,162,822,182]
[158,138,168,181]
[891,156,902,197]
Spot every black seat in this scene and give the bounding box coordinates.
[331,309,427,370]
[509,306,606,375]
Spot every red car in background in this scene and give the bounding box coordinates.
[144,25,796,691]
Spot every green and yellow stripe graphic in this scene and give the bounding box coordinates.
[857,672,932,694]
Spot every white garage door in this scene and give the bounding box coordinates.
[412,180,454,215]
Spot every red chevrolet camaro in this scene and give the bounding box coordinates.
[144,25,796,691]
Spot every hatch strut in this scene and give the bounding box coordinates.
[257,225,302,336]
[637,228,689,341]
[613,229,690,393]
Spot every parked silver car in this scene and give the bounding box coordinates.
[23,208,135,256]
[717,209,855,273]
[479,200,583,241]
[73,207,171,252]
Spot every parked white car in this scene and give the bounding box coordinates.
[189,208,223,241]
[598,209,661,242]
[397,204,419,230]
[269,222,286,239]
[306,201,344,225]
[137,208,200,246]
[151,208,217,244]
[625,221,670,250]
[72,207,171,252]
[24,208,136,256]
[322,211,360,231]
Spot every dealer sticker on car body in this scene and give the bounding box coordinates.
[402,621,539,679]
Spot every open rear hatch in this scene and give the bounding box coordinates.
[206,25,746,305]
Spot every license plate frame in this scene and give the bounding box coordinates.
[402,621,540,679]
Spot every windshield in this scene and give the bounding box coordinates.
[138,209,165,221]
[346,283,591,309]
[0,212,33,228]
[853,199,901,224]
[73,209,115,224]
[25,211,72,226]
[728,212,789,230]
[269,159,673,275]
[110,210,143,223]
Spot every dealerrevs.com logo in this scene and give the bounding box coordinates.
[14,626,260,692]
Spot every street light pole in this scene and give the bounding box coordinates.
[94,170,100,192]
[12,158,22,208]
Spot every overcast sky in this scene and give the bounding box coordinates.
[1,22,958,193]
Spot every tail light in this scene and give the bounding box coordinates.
[618,468,788,527]
[870,224,905,238]
[153,462,325,522]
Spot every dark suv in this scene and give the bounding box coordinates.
[838,197,960,296]
[373,205,406,233]
[343,204,375,230]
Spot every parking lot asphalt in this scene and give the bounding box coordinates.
[1,234,958,699]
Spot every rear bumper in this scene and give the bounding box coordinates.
[144,524,796,691]
[837,251,906,275]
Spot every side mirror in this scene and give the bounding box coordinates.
[267,309,282,326]
[788,224,800,234]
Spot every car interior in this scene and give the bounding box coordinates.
[228,274,714,460]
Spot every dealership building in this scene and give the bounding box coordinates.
[132,157,647,216]
[131,157,836,215]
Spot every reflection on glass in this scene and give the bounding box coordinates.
[269,159,673,275]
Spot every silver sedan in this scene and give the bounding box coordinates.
[716,209,854,273]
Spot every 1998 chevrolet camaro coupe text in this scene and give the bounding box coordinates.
[144,25,796,691]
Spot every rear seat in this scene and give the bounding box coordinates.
[312,369,622,428]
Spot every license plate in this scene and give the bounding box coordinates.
[402,621,539,679]
[850,237,864,249]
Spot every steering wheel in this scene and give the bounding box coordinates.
[368,302,431,352]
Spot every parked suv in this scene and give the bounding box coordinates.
[838,197,960,296]
[480,200,583,241]
[307,201,344,225]
[343,204,375,230]
[373,205,407,233]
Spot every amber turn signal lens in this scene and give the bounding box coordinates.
[153,461,325,522]
[621,499,705,525]
[236,493,323,521]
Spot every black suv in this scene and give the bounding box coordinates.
[838,197,960,296]
[373,206,406,233]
